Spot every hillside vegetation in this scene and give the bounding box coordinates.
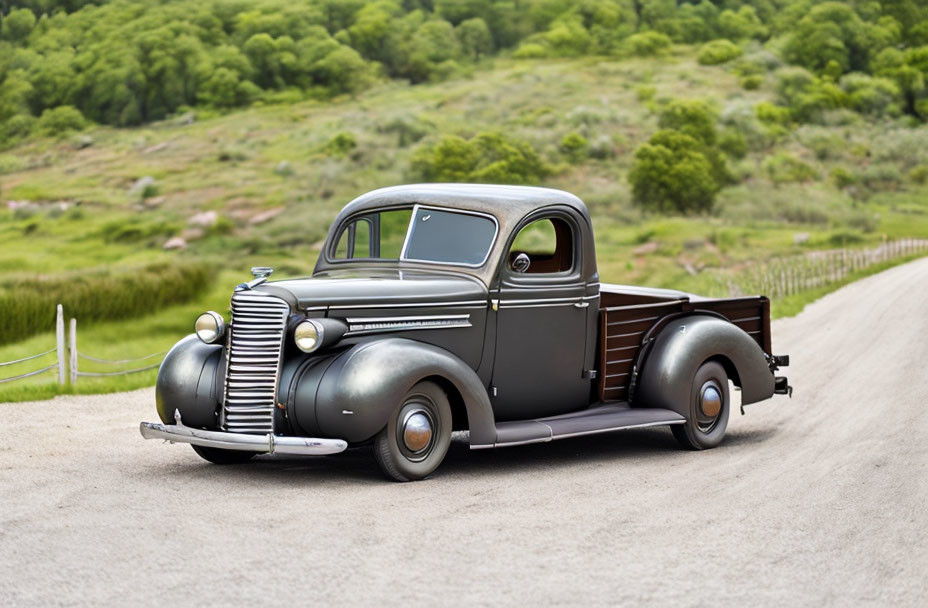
[2,1,928,400]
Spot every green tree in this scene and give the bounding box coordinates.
[1,8,36,43]
[718,6,767,41]
[411,131,551,184]
[629,129,720,214]
[457,17,493,60]
[658,99,717,146]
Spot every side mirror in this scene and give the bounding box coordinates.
[511,252,531,273]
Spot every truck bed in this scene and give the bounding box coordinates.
[597,284,771,403]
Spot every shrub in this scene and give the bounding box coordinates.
[35,106,87,137]
[697,39,743,66]
[763,153,818,184]
[740,75,763,90]
[754,101,794,136]
[830,167,856,190]
[635,85,657,102]
[379,115,432,147]
[0,114,37,144]
[324,132,358,157]
[839,73,902,117]
[512,43,548,59]
[589,134,615,160]
[628,129,721,214]
[411,131,551,184]
[910,165,928,184]
[625,31,672,56]
[718,129,748,159]
[658,99,717,146]
[559,132,589,163]
[774,67,846,123]
[99,217,177,244]
[859,164,903,192]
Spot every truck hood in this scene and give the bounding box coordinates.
[254,269,488,310]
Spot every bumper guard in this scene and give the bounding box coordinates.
[140,409,348,456]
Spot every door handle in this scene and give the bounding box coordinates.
[574,301,590,308]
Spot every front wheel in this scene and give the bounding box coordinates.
[373,380,452,482]
[192,445,256,465]
[672,361,730,450]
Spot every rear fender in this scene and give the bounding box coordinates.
[289,338,496,445]
[636,315,774,418]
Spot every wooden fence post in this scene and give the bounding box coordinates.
[56,304,65,386]
[69,318,77,385]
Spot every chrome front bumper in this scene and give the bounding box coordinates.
[140,410,348,456]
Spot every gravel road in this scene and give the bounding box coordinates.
[3,258,928,607]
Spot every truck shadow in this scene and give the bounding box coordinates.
[159,425,777,485]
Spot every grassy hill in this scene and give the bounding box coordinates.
[2,48,928,400]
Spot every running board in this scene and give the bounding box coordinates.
[471,404,685,449]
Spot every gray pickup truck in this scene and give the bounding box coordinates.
[141,184,790,481]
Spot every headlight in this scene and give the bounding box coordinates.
[195,311,225,344]
[294,319,324,353]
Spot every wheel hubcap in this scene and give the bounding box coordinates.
[696,381,723,433]
[700,385,722,417]
[402,410,433,454]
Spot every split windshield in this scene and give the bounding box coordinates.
[333,206,497,267]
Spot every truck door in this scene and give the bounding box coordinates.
[490,210,594,421]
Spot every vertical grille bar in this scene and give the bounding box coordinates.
[222,291,289,434]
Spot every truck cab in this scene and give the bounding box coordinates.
[142,184,790,481]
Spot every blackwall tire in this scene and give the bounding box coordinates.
[672,361,730,450]
[191,445,256,465]
[373,380,452,482]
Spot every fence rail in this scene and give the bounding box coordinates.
[0,348,56,367]
[0,306,164,387]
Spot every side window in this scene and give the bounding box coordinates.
[333,209,412,260]
[334,218,372,259]
[508,217,573,274]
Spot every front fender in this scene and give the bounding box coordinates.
[155,334,224,428]
[636,315,774,418]
[288,338,496,445]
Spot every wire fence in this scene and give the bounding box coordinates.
[0,305,165,387]
[732,238,928,299]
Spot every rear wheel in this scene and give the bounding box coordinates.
[373,381,452,482]
[672,361,730,450]
[191,445,256,465]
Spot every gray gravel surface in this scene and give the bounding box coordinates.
[3,258,928,606]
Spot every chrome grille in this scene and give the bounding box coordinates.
[221,291,289,434]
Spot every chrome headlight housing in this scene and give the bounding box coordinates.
[195,311,225,344]
[294,319,324,353]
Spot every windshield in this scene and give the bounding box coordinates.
[403,207,497,266]
[332,205,498,267]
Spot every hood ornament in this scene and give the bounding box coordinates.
[236,267,275,291]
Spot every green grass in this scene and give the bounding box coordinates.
[0,261,215,346]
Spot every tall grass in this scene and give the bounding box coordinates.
[0,261,215,346]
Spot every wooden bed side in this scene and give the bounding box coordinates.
[597,295,771,403]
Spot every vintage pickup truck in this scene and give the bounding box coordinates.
[141,184,790,481]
